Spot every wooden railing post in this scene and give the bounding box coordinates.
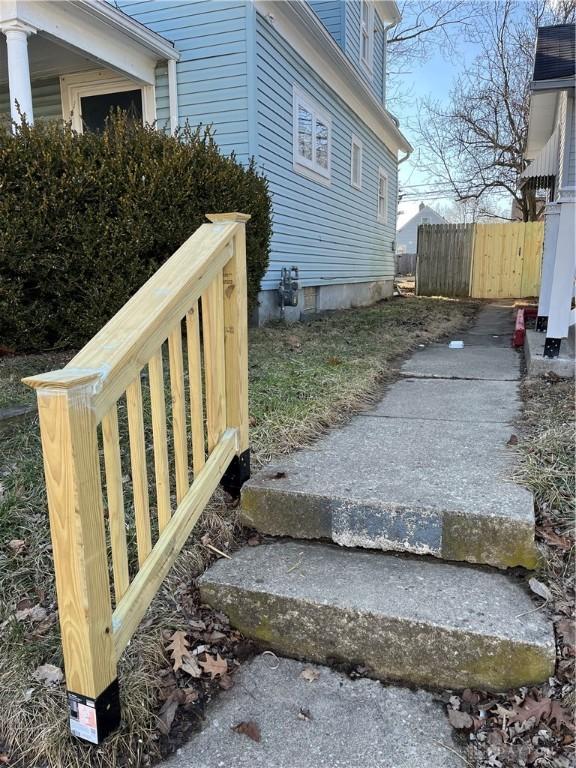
[22,370,120,745]
[206,212,251,496]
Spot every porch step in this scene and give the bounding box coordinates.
[198,541,555,692]
[241,377,538,570]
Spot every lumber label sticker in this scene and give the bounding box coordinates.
[68,691,98,744]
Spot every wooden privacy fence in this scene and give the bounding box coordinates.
[23,212,250,744]
[416,222,545,299]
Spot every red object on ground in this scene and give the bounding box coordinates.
[513,308,526,347]
[523,306,538,320]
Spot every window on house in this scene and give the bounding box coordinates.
[421,216,429,224]
[377,167,388,223]
[351,135,363,189]
[293,86,332,183]
[360,0,374,73]
[60,70,155,135]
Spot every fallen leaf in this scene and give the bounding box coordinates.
[507,434,518,446]
[247,535,261,546]
[287,335,301,350]
[537,526,573,551]
[507,695,551,725]
[557,618,576,650]
[188,619,206,631]
[0,754,9,765]
[157,690,185,735]
[199,653,227,679]
[181,655,202,678]
[529,578,553,602]
[300,667,320,683]
[33,664,63,686]
[166,630,190,672]
[549,700,575,731]
[232,721,261,742]
[298,707,313,721]
[8,539,26,555]
[16,605,47,622]
[448,709,474,729]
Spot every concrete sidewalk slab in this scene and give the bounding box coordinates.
[242,415,537,569]
[199,542,555,691]
[166,655,465,768]
[366,378,520,423]
[401,345,521,380]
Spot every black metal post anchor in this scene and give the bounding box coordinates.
[68,678,121,744]
[221,448,251,498]
[543,337,561,358]
[536,316,548,332]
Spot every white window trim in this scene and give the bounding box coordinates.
[60,69,156,133]
[359,0,375,76]
[292,84,332,186]
[377,166,388,224]
[350,134,363,190]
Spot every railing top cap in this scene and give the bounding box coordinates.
[22,368,102,390]
[206,213,251,223]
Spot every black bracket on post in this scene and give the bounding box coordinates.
[68,678,121,744]
[543,337,561,359]
[536,316,548,332]
[221,448,250,498]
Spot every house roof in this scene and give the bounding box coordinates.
[533,23,575,83]
[397,203,445,232]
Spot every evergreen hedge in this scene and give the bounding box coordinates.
[0,115,272,352]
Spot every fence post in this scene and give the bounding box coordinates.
[22,370,119,744]
[206,212,251,496]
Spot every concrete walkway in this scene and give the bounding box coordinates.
[242,302,537,569]
[169,303,554,768]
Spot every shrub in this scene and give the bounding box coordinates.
[0,114,272,352]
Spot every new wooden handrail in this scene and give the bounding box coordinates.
[23,213,251,745]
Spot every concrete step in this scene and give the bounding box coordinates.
[241,378,537,570]
[166,655,465,768]
[199,541,555,692]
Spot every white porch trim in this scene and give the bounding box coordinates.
[60,70,156,133]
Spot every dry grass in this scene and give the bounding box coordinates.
[0,296,477,767]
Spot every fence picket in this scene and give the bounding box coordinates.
[148,350,171,533]
[168,325,189,503]
[186,304,206,476]
[126,376,152,567]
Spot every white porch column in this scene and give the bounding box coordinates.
[536,202,561,331]
[1,20,36,126]
[544,187,576,357]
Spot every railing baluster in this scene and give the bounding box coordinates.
[202,270,226,454]
[186,302,206,475]
[148,350,171,532]
[168,323,189,503]
[126,376,152,566]
[102,404,130,601]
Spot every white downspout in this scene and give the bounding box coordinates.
[167,57,178,135]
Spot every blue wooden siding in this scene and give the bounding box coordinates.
[117,0,250,159]
[344,1,385,103]
[308,1,344,45]
[255,11,397,291]
[0,76,62,122]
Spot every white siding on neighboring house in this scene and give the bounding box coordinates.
[396,204,446,255]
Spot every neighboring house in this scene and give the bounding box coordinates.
[0,0,412,324]
[395,201,446,274]
[521,23,575,358]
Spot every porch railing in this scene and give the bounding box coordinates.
[23,212,250,744]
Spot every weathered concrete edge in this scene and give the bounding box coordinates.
[241,487,539,570]
[198,581,555,693]
[524,330,575,379]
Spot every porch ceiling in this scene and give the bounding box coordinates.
[0,0,178,85]
[0,33,102,86]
